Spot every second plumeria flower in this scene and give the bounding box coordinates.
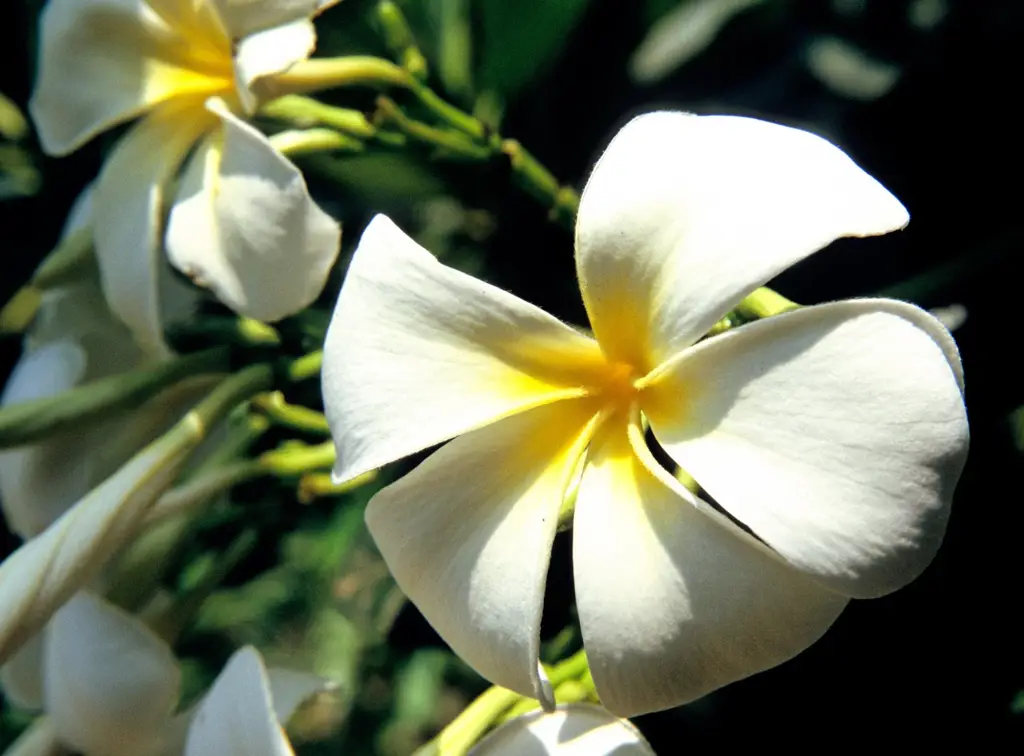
[30,0,342,354]
[322,112,970,716]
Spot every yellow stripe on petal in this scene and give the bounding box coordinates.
[323,215,611,484]
[573,413,846,717]
[30,0,234,155]
[365,399,602,703]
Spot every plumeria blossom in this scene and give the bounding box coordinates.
[0,190,209,703]
[29,0,342,355]
[468,704,654,756]
[322,112,969,716]
[3,591,326,756]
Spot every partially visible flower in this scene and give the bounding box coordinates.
[11,591,326,756]
[322,112,969,716]
[30,0,342,355]
[468,705,654,756]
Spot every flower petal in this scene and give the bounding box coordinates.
[29,0,232,155]
[185,646,294,756]
[468,704,655,756]
[0,418,197,665]
[233,19,316,112]
[575,112,909,370]
[94,101,212,356]
[212,0,326,38]
[165,98,340,323]
[46,592,180,756]
[573,418,847,716]
[0,342,89,538]
[1,634,45,711]
[265,667,332,725]
[643,299,969,599]
[365,401,599,702]
[323,215,606,483]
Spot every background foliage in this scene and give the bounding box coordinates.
[1,0,1022,750]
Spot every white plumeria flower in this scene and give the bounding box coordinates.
[468,704,654,756]
[0,189,207,704]
[321,112,969,716]
[29,0,342,355]
[15,591,325,756]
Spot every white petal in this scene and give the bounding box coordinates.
[573,418,847,716]
[165,98,339,323]
[233,19,316,112]
[575,112,909,371]
[213,0,324,39]
[323,214,606,483]
[29,0,232,155]
[643,299,969,599]
[94,102,212,356]
[0,420,197,664]
[1,633,45,710]
[468,704,655,756]
[185,646,294,756]
[365,401,599,702]
[266,667,331,726]
[46,593,180,756]
[0,342,89,538]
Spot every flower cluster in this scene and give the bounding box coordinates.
[0,0,971,753]
[30,0,342,354]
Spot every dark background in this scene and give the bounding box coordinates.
[1,0,1021,750]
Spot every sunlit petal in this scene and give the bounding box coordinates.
[212,0,327,39]
[366,401,599,702]
[323,215,606,483]
[184,646,294,756]
[30,0,232,155]
[166,98,340,323]
[573,418,847,716]
[46,592,180,756]
[576,112,909,370]
[233,20,316,111]
[644,299,968,599]
[468,704,655,755]
[94,100,213,356]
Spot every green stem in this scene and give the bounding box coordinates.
[376,0,429,79]
[166,317,281,349]
[287,350,324,382]
[270,127,365,156]
[269,56,412,97]
[415,650,592,756]
[734,288,800,319]
[261,95,377,139]
[258,440,336,476]
[147,528,259,643]
[252,391,330,435]
[0,347,230,449]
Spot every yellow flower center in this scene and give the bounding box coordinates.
[593,360,642,411]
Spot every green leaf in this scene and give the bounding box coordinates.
[477,0,593,97]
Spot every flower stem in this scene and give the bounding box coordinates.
[734,287,800,319]
[414,650,592,756]
[258,439,336,476]
[252,390,330,435]
[0,347,230,449]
